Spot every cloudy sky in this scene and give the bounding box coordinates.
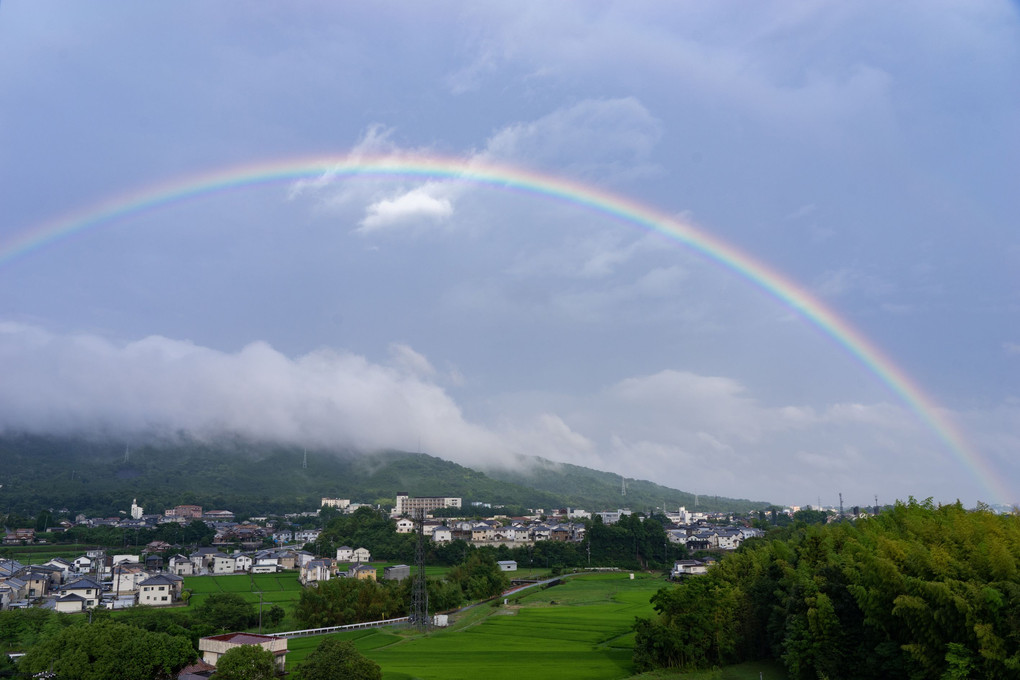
[0,1,1017,508]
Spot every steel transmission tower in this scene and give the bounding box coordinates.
[409,508,430,632]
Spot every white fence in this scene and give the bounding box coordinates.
[276,616,410,638]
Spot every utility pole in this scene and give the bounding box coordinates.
[257,591,264,633]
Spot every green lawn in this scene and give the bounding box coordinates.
[284,572,667,680]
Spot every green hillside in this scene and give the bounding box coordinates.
[488,454,765,514]
[0,432,769,517]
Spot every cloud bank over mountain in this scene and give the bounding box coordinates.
[2,322,1015,506]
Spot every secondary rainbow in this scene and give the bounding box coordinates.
[2,153,1005,504]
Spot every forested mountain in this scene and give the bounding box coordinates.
[488,454,762,514]
[0,432,769,517]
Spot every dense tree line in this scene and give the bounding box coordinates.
[294,551,509,627]
[18,620,195,680]
[0,592,287,678]
[634,499,1020,679]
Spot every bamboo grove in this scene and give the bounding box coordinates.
[634,499,1020,679]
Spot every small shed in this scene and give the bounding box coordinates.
[383,564,411,581]
[497,560,517,572]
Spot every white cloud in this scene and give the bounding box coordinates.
[0,323,505,465]
[357,184,455,233]
[1003,342,1020,357]
[481,97,662,179]
[387,342,436,377]
[288,124,401,200]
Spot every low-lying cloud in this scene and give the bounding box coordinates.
[1,321,1015,506]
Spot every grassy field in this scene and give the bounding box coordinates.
[285,572,668,680]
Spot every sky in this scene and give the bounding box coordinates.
[0,1,1017,509]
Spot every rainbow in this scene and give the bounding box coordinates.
[1,153,1006,503]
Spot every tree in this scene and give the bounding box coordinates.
[19,620,194,680]
[213,644,277,680]
[447,551,509,600]
[195,593,258,632]
[295,638,382,680]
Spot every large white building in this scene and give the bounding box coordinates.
[394,493,461,516]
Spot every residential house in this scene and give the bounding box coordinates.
[294,529,320,544]
[716,530,742,550]
[531,525,551,541]
[212,554,236,575]
[395,518,415,534]
[20,571,51,598]
[350,564,376,581]
[233,554,253,573]
[294,551,315,569]
[54,593,88,613]
[62,577,102,608]
[336,546,354,562]
[3,528,35,545]
[113,554,140,567]
[549,525,572,542]
[300,559,333,585]
[252,552,280,573]
[352,547,371,563]
[471,524,495,542]
[138,574,178,606]
[0,559,25,578]
[430,526,452,543]
[198,633,288,673]
[43,557,74,583]
[169,554,195,576]
[26,564,64,591]
[251,563,280,574]
[0,577,27,606]
[276,551,298,570]
[189,547,223,574]
[671,560,709,578]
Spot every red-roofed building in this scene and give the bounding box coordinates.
[198,632,288,672]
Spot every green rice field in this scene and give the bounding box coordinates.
[286,572,668,680]
[185,572,306,631]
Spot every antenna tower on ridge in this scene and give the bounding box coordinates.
[621,476,626,496]
[302,449,307,469]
